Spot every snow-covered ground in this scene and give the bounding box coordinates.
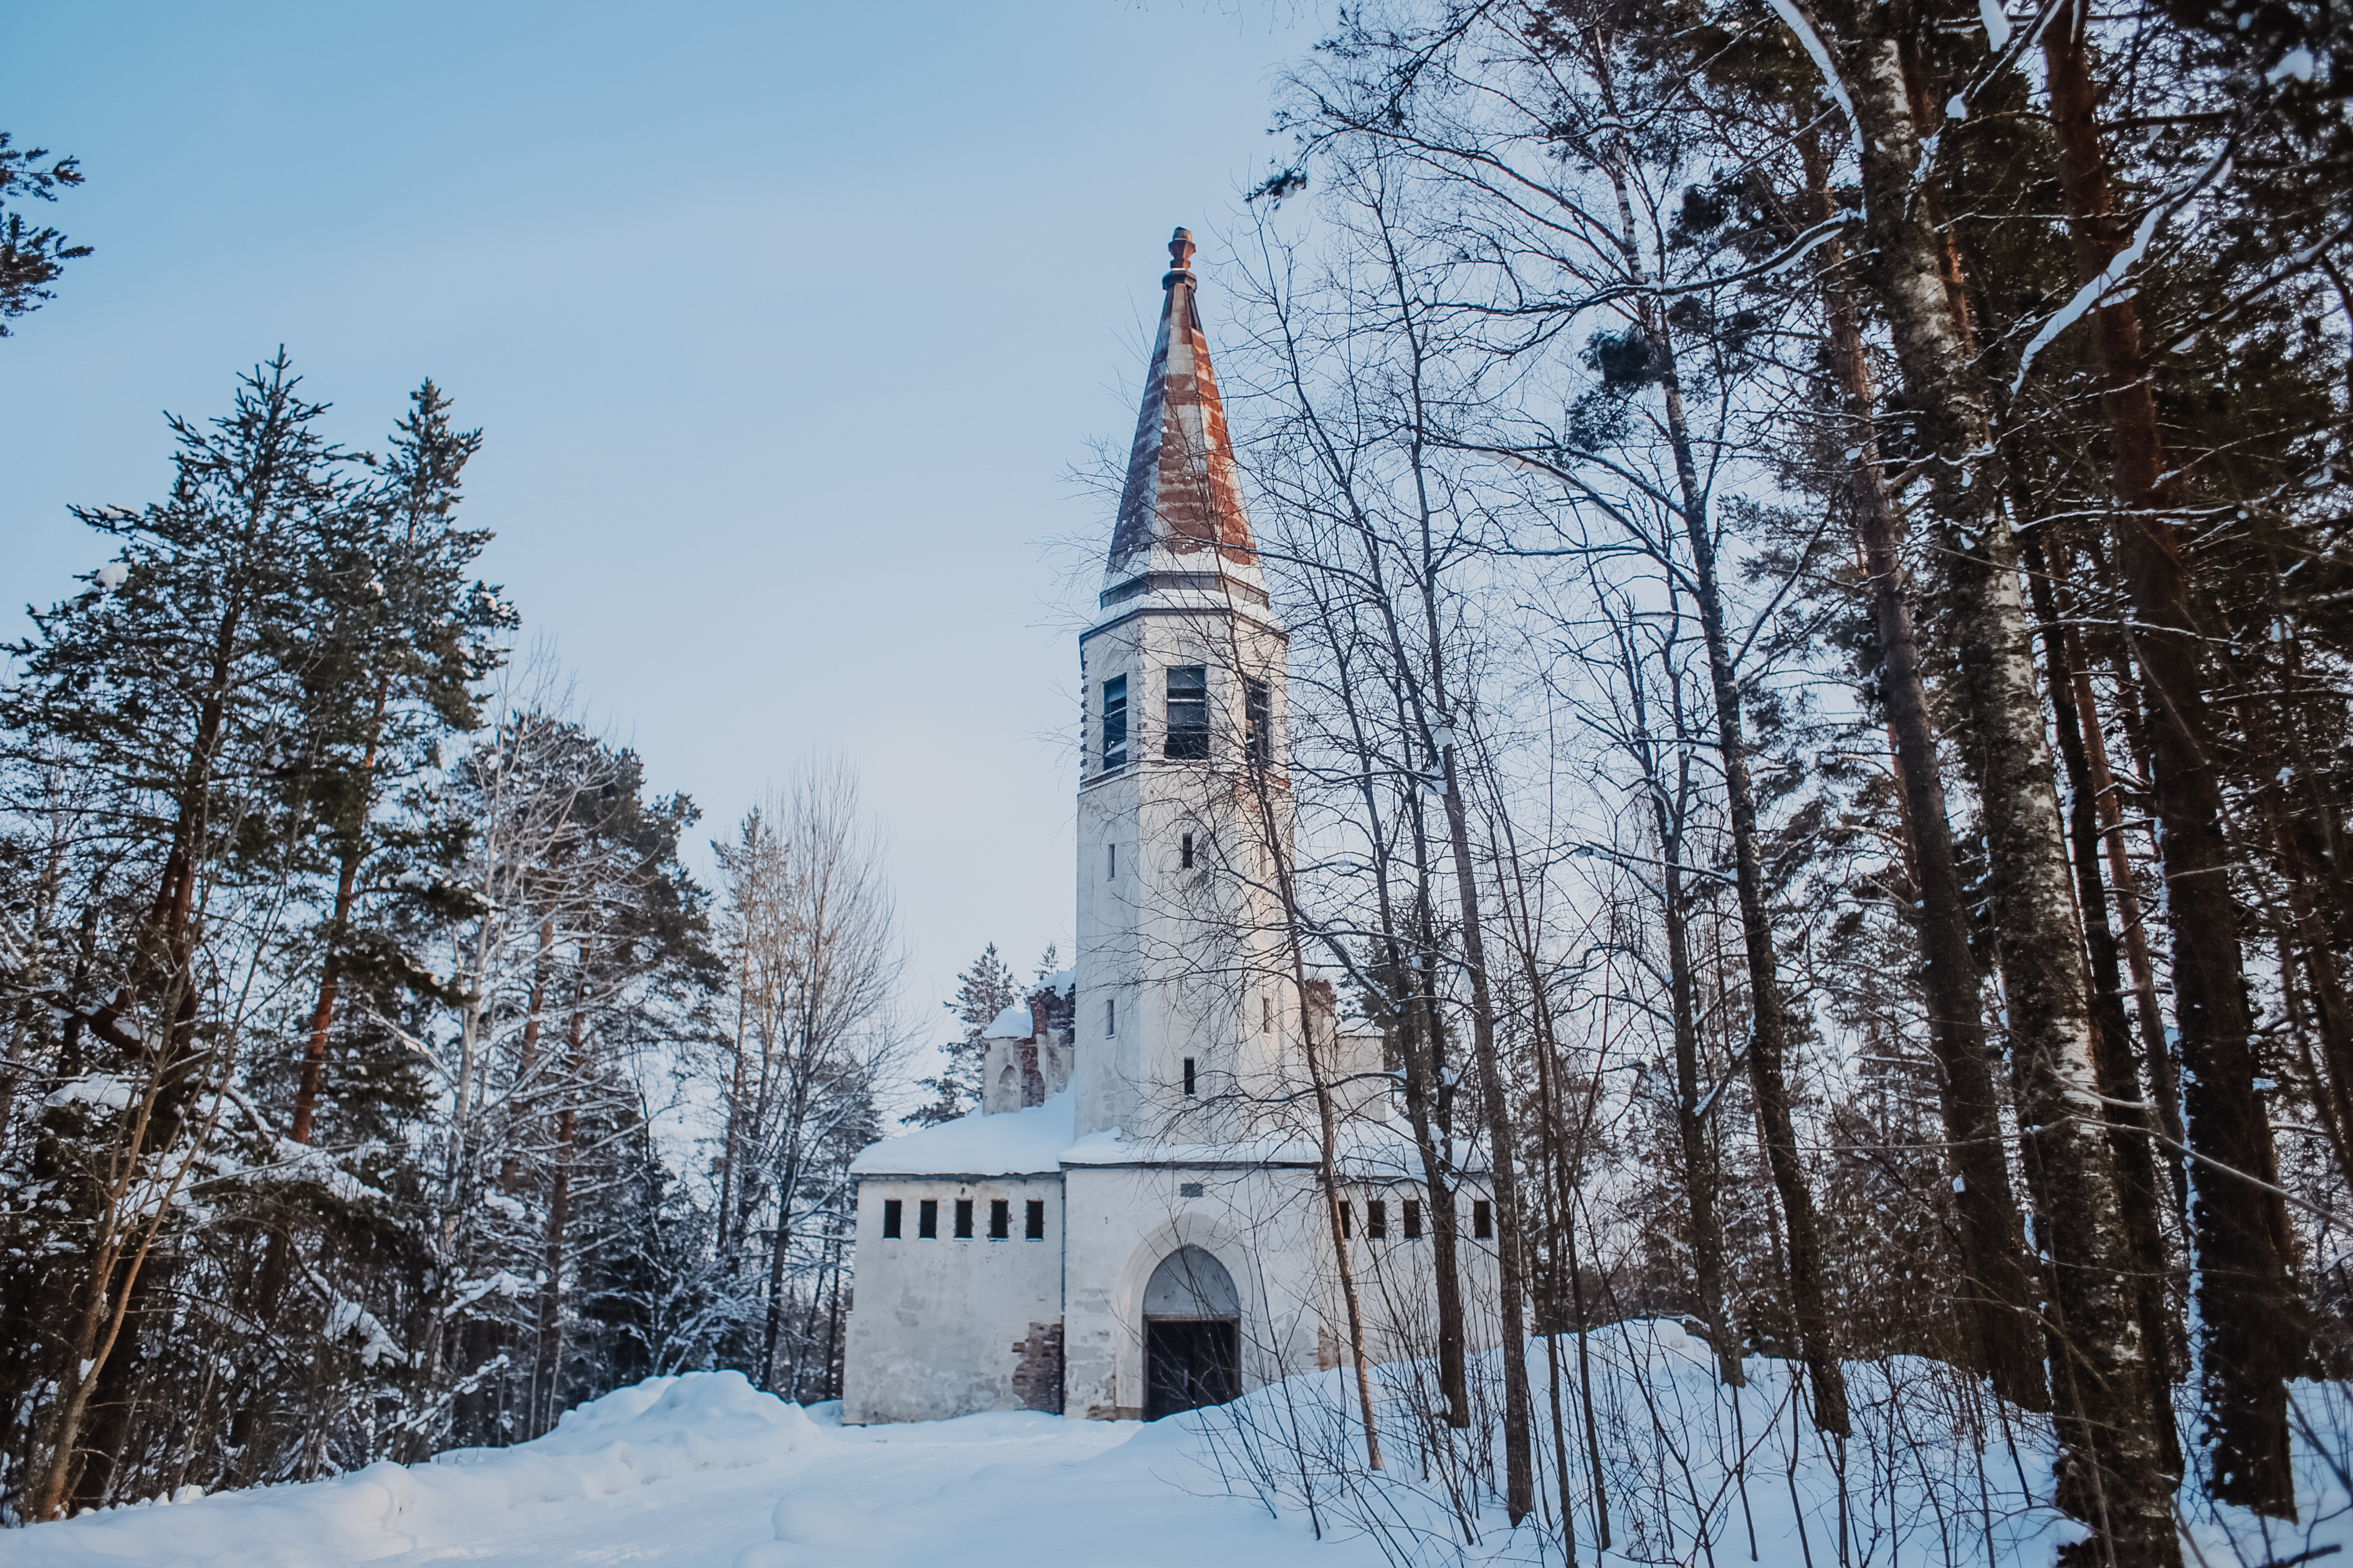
[9,1328,2350,1568]
[0,1370,1361,1568]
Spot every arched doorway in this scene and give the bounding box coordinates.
[1142,1245,1240,1420]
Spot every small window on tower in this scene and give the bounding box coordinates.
[1261,994,1273,1034]
[989,1199,1011,1240]
[1105,995,1117,1037]
[1165,665,1209,759]
[1025,1199,1046,1240]
[1367,1199,1388,1240]
[1102,675,1128,769]
[1107,842,1117,880]
[918,1199,939,1238]
[1181,832,1194,870]
[1246,677,1271,767]
[954,1199,975,1239]
[1404,1199,1423,1240]
[1183,1057,1196,1096]
[882,1199,903,1239]
[1339,1200,1352,1238]
[1473,1199,1493,1239]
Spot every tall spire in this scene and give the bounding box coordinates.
[1105,228,1261,597]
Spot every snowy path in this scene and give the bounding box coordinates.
[1,1374,1377,1568]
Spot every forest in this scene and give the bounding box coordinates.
[1167,0,2349,1562]
[3,0,2351,1562]
[0,344,945,1519]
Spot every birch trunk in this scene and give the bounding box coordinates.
[2024,536,2184,1482]
[530,987,587,1437]
[1803,130,2048,1410]
[1434,732,1534,1519]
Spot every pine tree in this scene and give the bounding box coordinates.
[905,943,1019,1126]
[0,351,368,1517]
[0,133,90,331]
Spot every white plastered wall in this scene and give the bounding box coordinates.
[1074,592,1294,1146]
[841,1171,1065,1424]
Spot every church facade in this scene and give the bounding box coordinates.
[842,230,1494,1426]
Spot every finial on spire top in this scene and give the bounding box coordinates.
[1164,227,1196,287]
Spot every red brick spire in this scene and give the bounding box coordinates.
[1106,229,1260,588]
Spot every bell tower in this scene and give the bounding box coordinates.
[1072,229,1294,1144]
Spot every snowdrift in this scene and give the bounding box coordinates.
[4,1371,819,1567]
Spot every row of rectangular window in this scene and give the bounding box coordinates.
[1338,1199,1492,1242]
[1098,668,1269,771]
[881,1197,1047,1240]
[879,1194,1476,1245]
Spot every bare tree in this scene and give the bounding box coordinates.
[708,764,906,1391]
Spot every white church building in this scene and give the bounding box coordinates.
[842,229,1496,1426]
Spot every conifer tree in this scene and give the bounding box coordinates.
[905,943,1019,1126]
[0,133,90,331]
[1,351,366,1518]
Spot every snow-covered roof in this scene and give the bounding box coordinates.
[1060,1114,1464,1179]
[851,1091,1480,1181]
[852,1090,1076,1177]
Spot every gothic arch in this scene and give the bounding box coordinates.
[1111,1212,1267,1413]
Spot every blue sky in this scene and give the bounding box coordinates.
[2,1,1321,1053]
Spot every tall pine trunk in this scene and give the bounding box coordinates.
[290,673,393,1144]
[2059,610,2192,1215]
[2040,0,2303,1514]
[1580,74,1853,1428]
[1804,0,2180,1553]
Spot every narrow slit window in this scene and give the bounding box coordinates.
[1105,995,1117,1037]
[1404,1199,1423,1240]
[954,1198,975,1239]
[1261,994,1272,1034]
[989,1199,1011,1240]
[918,1199,939,1238]
[1367,1199,1388,1240]
[1181,832,1194,870]
[1339,1200,1352,1238]
[1182,1057,1196,1096]
[1107,841,1117,880]
[1472,1199,1492,1239]
[882,1199,903,1239]
[1025,1199,1046,1240]
[1245,677,1271,767]
[1164,665,1209,759]
[1101,675,1127,769]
